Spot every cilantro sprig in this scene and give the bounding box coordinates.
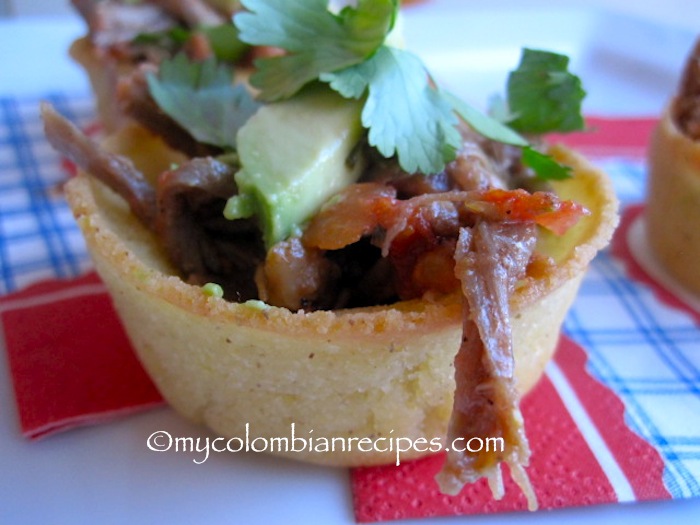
[236,0,398,101]
[143,1,585,180]
[237,0,462,174]
[323,45,462,174]
[504,48,586,134]
[147,53,261,151]
[234,0,586,179]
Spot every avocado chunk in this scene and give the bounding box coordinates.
[224,84,364,248]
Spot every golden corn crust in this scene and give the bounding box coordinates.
[646,105,700,295]
[64,125,618,466]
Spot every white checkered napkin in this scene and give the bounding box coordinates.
[0,94,94,294]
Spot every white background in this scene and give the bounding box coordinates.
[1,1,699,524]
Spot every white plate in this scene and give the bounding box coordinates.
[1,3,699,525]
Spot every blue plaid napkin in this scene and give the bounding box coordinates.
[567,158,700,499]
[0,94,93,294]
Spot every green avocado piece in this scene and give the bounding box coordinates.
[224,84,365,248]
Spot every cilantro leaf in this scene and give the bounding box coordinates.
[521,146,572,180]
[506,48,586,134]
[235,0,398,100]
[323,46,461,174]
[234,1,586,178]
[449,93,572,181]
[200,24,249,63]
[445,91,528,147]
[147,54,261,150]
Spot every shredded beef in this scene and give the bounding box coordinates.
[255,237,339,311]
[146,0,227,27]
[436,222,538,510]
[674,38,700,140]
[389,171,454,199]
[41,102,157,227]
[324,238,398,308]
[155,157,264,301]
[362,123,538,200]
[72,0,236,67]
[42,104,262,301]
[446,136,509,191]
[72,0,177,49]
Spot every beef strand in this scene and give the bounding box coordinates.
[42,104,262,301]
[435,221,538,510]
[41,102,157,227]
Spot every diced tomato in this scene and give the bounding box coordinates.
[475,189,589,236]
[302,183,397,250]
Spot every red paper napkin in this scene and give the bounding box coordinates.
[351,336,670,522]
[548,116,657,158]
[1,272,164,439]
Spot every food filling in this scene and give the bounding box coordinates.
[44,0,594,509]
[674,38,700,139]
